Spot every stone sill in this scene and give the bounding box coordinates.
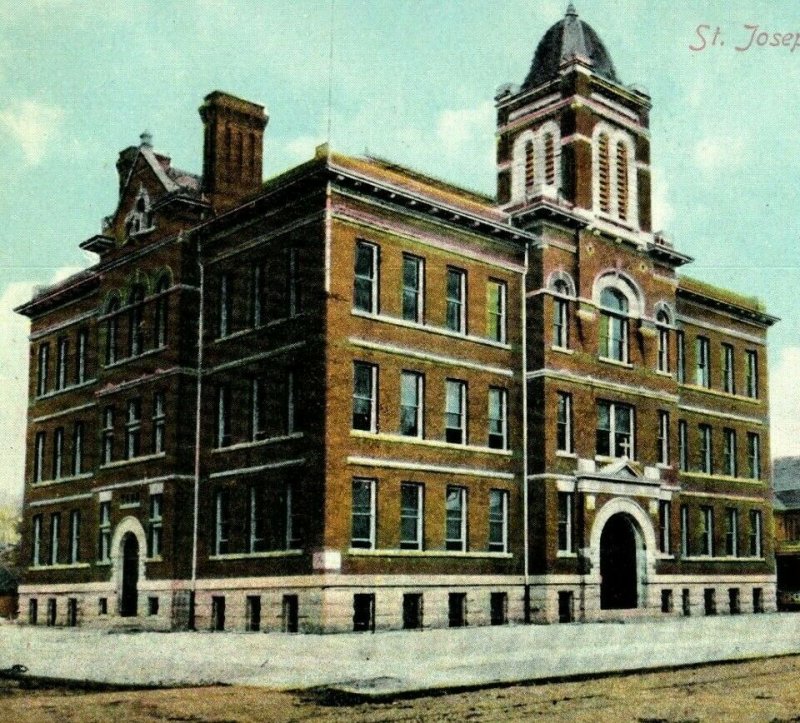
[680,471,764,485]
[28,563,91,571]
[209,550,303,561]
[350,430,512,456]
[100,452,166,470]
[598,356,633,369]
[212,432,304,453]
[680,383,762,405]
[681,556,765,563]
[347,549,513,559]
[35,378,98,401]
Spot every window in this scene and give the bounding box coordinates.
[488,387,508,450]
[656,311,669,372]
[402,255,424,323]
[33,431,45,482]
[128,285,145,356]
[723,428,737,477]
[445,486,467,551]
[678,420,688,472]
[747,432,761,479]
[287,247,301,317]
[746,350,759,398]
[250,262,266,327]
[722,344,735,394]
[657,411,669,465]
[53,427,64,480]
[353,241,378,313]
[448,592,467,628]
[214,490,230,555]
[105,299,120,365]
[37,342,49,396]
[680,505,689,557]
[49,512,60,565]
[491,592,508,626]
[286,481,302,550]
[72,422,84,476]
[56,337,68,390]
[445,268,466,333]
[250,377,266,441]
[355,593,376,632]
[154,275,169,348]
[69,510,80,564]
[153,392,165,454]
[598,132,611,213]
[698,424,712,474]
[556,391,573,453]
[659,501,671,554]
[544,132,556,185]
[552,281,570,349]
[695,337,710,388]
[616,141,629,220]
[218,273,231,338]
[599,288,629,362]
[98,502,111,562]
[125,398,141,459]
[749,509,763,557]
[400,482,423,550]
[488,489,508,553]
[283,369,296,435]
[400,371,423,438]
[246,596,261,632]
[216,385,231,448]
[486,279,506,343]
[351,478,375,549]
[445,379,467,444]
[596,401,634,458]
[676,331,686,383]
[725,508,738,557]
[32,514,42,566]
[557,492,573,552]
[352,362,377,432]
[148,494,163,558]
[101,407,114,464]
[699,506,713,557]
[248,486,265,553]
[524,140,535,192]
[75,328,88,384]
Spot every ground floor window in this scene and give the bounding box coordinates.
[490,592,507,626]
[682,589,691,617]
[353,593,375,632]
[98,597,108,615]
[448,593,467,628]
[661,589,673,614]
[211,596,226,631]
[403,593,423,630]
[283,595,299,633]
[28,599,38,625]
[148,597,160,616]
[704,588,716,616]
[66,598,77,627]
[46,598,56,627]
[246,596,261,632]
[558,591,574,623]
[753,588,764,613]
[728,588,740,615]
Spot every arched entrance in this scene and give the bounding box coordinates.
[600,513,639,609]
[120,533,139,617]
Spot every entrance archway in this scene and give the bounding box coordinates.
[120,533,139,617]
[600,513,639,609]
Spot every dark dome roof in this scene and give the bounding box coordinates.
[523,4,619,90]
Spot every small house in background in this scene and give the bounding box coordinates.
[774,457,800,610]
[0,565,18,619]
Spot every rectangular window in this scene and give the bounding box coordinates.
[723,428,737,477]
[250,262,266,327]
[487,387,508,450]
[353,241,378,313]
[599,307,628,362]
[486,279,507,343]
[248,485,265,553]
[676,331,685,383]
[98,502,111,562]
[351,478,375,549]
[596,401,634,459]
[72,422,84,476]
[287,247,301,317]
[250,377,266,441]
[657,324,670,373]
[218,273,231,338]
[400,482,423,550]
[125,398,141,459]
[557,492,573,552]
[49,512,60,566]
[699,424,712,474]
[746,350,759,399]
[556,391,573,453]
[725,508,738,557]
[53,427,64,480]
[445,268,466,333]
[722,343,735,394]
[488,489,508,553]
[56,337,68,390]
[749,509,763,557]
[700,506,713,557]
[400,371,423,438]
[101,407,114,465]
[352,362,377,432]
[695,337,710,388]
[678,420,688,472]
[680,505,689,557]
[37,342,49,396]
[69,510,80,564]
[553,296,569,349]
[284,369,296,435]
[286,481,302,550]
[216,385,231,448]
[445,486,467,551]
[747,432,761,479]
[445,379,467,444]
[33,431,46,482]
[153,392,165,454]
[402,254,424,323]
[657,411,669,465]
[32,514,42,566]
[659,501,671,554]
[148,494,163,558]
[214,490,230,555]
[75,329,88,384]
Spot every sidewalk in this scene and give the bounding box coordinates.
[2,613,799,697]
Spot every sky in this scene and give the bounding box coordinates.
[2,0,800,507]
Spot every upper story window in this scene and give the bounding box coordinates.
[552,279,571,349]
[52,427,64,480]
[599,288,629,362]
[699,506,714,557]
[558,492,574,552]
[747,432,761,479]
[676,330,686,383]
[72,421,84,476]
[351,478,376,550]
[524,140,535,193]
[125,398,142,459]
[148,493,163,558]
[127,285,145,357]
[488,489,508,553]
[32,514,42,567]
[722,343,735,394]
[75,328,88,384]
[400,371,423,438]
[511,122,560,202]
[698,424,712,474]
[352,362,377,432]
[400,482,423,551]
[49,512,60,566]
[659,501,671,554]
[488,387,508,450]
[217,273,231,338]
[749,509,763,557]
[680,505,689,557]
[101,407,114,464]
[593,125,638,227]
[69,509,81,564]
[216,384,231,448]
[445,379,467,445]
[725,508,739,557]
[486,279,507,343]
[695,337,710,388]
[213,489,230,555]
[98,501,111,562]
[105,298,120,366]
[656,311,670,373]
[556,391,573,454]
[445,486,467,551]
[746,350,759,399]
[33,431,45,483]
[124,186,154,237]
[36,342,49,397]
[402,254,424,323]
[657,410,669,465]
[250,262,266,328]
[616,141,629,221]
[445,268,466,333]
[287,247,301,318]
[723,428,737,477]
[153,392,166,454]
[56,337,68,391]
[596,400,634,459]
[154,275,169,348]
[353,241,378,313]
[678,420,688,472]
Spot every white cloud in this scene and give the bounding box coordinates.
[0,99,64,165]
[650,165,673,232]
[436,101,495,157]
[693,134,746,174]
[770,346,800,459]
[284,135,326,164]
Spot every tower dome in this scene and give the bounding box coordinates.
[522,3,619,90]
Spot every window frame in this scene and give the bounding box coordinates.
[676,330,686,383]
[216,384,231,448]
[656,312,670,373]
[71,421,84,476]
[401,254,424,323]
[488,489,508,553]
[596,400,635,459]
[700,506,714,557]
[487,387,508,450]
[125,398,142,460]
[214,489,230,555]
[749,509,763,557]
[725,507,739,557]
[444,379,467,445]
[445,267,466,334]
[33,431,46,483]
[148,493,163,558]
[445,485,467,551]
[698,423,712,474]
[695,336,710,388]
[680,504,689,557]
[52,427,64,480]
[486,278,507,343]
[37,342,50,397]
[400,482,423,551]
[217,273,231,338]
[353,240,379,314]
[598,288,629,363]
[658,501,671,554]
[153,392,166,454]
[722,343,735,394]
[56,336,68,391]
[400,371,424,438]
[49,512,60,566]
[98,501,111,562]
[746,350,759,399]
[32,514,43,566]
[351,478,376,550]
[747,432,761,480]
[69,509,81,564]
[657,410,670,466]
[352,362,378,433]
[723,428,737,477]
[557,491,574,553]
[556,391,573,454]
[101,407,114,465]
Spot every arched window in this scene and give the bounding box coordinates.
[599,287,629,362]
[544,133,555,187]
[616,141,629,221]
[552,279,570,349]
[127,285,146,357]
[154,275,169,349]
[656,310,670,373]
[598,133,611,214]
[524,141,535,194]
[106,298,120,366]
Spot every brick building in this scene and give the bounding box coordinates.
[15,5,777,632]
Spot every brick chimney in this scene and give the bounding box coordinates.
[199,91,268,212]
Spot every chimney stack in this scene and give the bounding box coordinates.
[199,91,268,212]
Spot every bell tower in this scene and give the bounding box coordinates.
[496,4,653,239]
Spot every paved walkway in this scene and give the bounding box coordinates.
[2,613,800,696]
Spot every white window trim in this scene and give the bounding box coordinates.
[402,254,424,324]
[445,486,467,551]
[400,482,424,551]
[354,240,379,314]
[510,120,561,202]
[557,391,573,454]
[488,387,508,450]
[351,478,376,550]
[591,122,639,228]
[445,379,467,445]
[489,489,508,553]
[400,371,424,438]
[353,362,378,433]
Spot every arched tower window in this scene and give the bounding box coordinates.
[656,310,670,373]
[105,298,120,366]
[154,275,170,349]
[552,279,570,349]
[127,285,146,357]
[599,287,629,362]
[598,133,611,214]
[593,125,638,227]
[544,133,555,187]
[524,141,535,194]
[616,141,629,221]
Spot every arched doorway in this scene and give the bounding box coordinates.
[120,533,139,617]
[600,513,639,609]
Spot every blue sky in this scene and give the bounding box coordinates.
[1,0,799,506]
